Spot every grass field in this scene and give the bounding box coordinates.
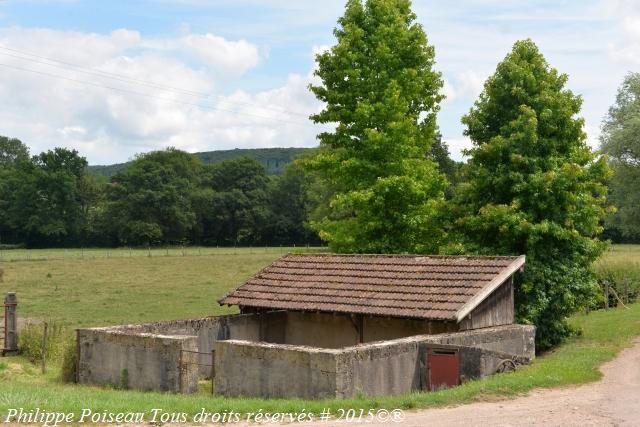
[0,245,323,262]
[595,244,640,305]
[0,245,639,419]
[1,244,636,328]
[2,248,323,327]
[596,243,640,269]
[1,303,638,420]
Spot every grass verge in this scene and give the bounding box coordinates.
[1,304,638,420]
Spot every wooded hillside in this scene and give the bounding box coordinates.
[88,147,312,177]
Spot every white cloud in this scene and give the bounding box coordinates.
[444,136,473,162]
[442,78,457,102]
[584,124,602,151]
[176,33,260,76]
[454,71,486,100]
[442,71,486,103]
[606,0,640,65]
[0,26,320,164]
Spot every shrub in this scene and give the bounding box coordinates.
[18,321,67,363]
[60,339,77,383]
[594,260,640,307]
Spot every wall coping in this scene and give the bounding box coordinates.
[217,323,535,354]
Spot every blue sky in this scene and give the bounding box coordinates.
[0,0,637,164]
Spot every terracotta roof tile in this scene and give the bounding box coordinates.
[218,253,525,321]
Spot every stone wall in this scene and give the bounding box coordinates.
[76,312,276,392]
[271,311,456,348]
[419,324,536,360]
[78,313,534,397]
[215,324,536,399]
[77,328,199,393]
[215,341,340,399]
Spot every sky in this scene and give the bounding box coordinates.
[0,0,637,165]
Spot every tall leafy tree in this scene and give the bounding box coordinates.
[429,131,460,199]
[105,148,203,245]
[202,157,271,245]
[267,161,320,245]
[600,72,640,241]
[457,39,611,349]
[3,148,91,246]
[307,0,447,253]
[0,137,30,243]
[0,136,29,167]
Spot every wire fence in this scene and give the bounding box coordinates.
[0,245,328,262]
[180,349,216,395]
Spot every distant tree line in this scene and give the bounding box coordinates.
[0,141,322,247]
[0,137,460,249]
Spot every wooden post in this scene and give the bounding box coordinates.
[41,322,49,374]
[604,281,610,310]
[3,293,18,355]
[624,278,629,304]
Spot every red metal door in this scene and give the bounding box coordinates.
[427,348,460,391]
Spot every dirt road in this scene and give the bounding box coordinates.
[308,339,640,427]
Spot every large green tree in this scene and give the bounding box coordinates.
[105,148,203,245]
[600,72,640,241]
[201,157,271,245]
[0,137,30,243]
[456,40,610,349]
[307,0,447,253]
[0,136,29,167]
[267,161,320,245]
[2,148,91,246]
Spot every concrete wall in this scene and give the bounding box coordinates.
[419,324,536,360]
[76,312,277,392]
[215,324,536,399]
[78,312,534,397]
[333,325,535,398]
[282,312,357,348]
[363,316,457,342]
[98,312,288,377]
[215,341,340,399]
[276,312,456,348]
[77,328,199,393]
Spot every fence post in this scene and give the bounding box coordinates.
[604,280,610,310]
[3,293,18,355]
[624,278,629,304]
[41,322,48,374]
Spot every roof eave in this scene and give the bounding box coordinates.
[454,254,525,323]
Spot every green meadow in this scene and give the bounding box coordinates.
[0,245,639,418]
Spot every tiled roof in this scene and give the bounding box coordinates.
[218,253,525,321]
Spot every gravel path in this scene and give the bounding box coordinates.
[306,339,640,427]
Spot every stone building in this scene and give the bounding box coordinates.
[77,254,534,398]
